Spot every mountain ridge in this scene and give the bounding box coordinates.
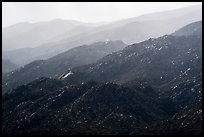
[3,5,201,67]
[2,40,126,94]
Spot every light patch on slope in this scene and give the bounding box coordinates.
[59,71,73,79]
[158,47,163,51]
[62,71,73,79]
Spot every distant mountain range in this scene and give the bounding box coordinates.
[2,19,104,51]
[2,5,202,68]
[2,20,202,135]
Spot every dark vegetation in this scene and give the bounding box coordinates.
[2,21,202,135]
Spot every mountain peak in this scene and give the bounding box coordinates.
[172,20,202,37]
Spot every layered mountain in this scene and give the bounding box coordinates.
[65,21,202,86]
[63,21,202,134]
[2,21,202,135]
[58,4,202,48]
[2,19,102,51]
[3,5,201,66]
[2,40,126,94]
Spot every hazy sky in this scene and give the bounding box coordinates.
[2,2,201,28]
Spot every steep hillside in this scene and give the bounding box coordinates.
[2,79,174,135]
[65,30,201,85]
[2,40,126,94]
[2,21,202,135]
